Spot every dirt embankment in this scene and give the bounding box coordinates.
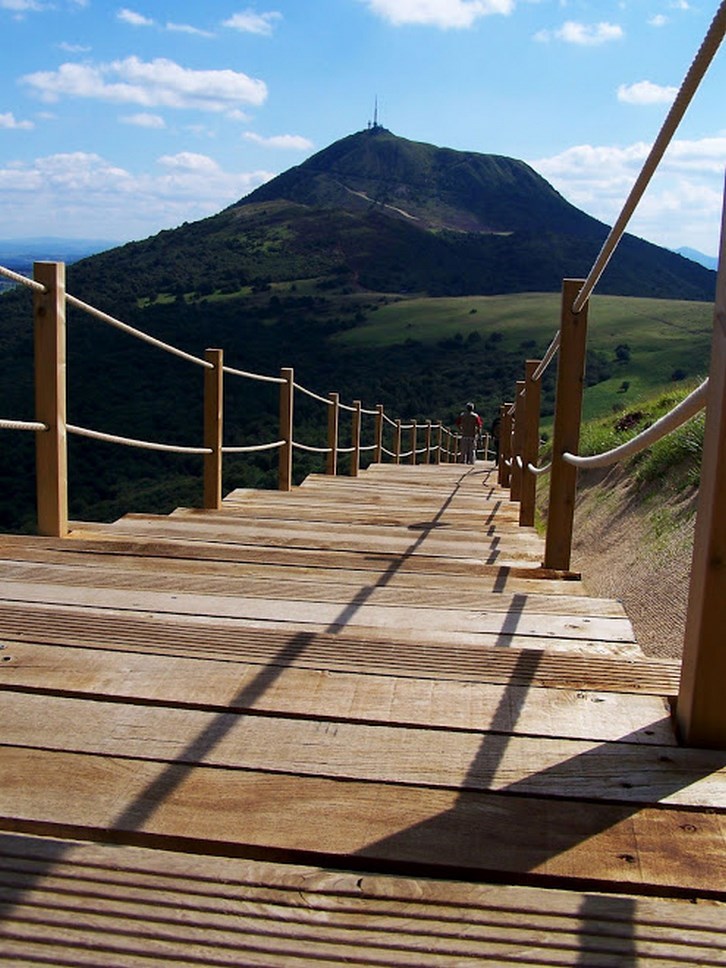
[567,466,698,660]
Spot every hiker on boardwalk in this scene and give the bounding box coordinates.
[490,413,501,462]
[455,402,482,464]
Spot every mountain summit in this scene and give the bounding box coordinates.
[242,126,595,236]
[222,127,713,299]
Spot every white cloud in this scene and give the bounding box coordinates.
[223,9,282,36]
[166,22,215,38]
[535,21,623,45]
[0,0,47,11]
[22,56,268,113]
[530,136,726,252]
[362,0,513,28]
[0,150,275,239]
[243,132,314,150]
[121,112,166,128]
[58,41,92,53]
[117,8,154,27]
[648,14,668,27]
[617,80,677,105]
[0,111,34,130]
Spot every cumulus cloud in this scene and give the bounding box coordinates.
[22,56,268,113]
[362,0,513,28]
[166,22,215,37]
[617,80,677,105]
[117,7,153,27]
[0,150,275,238]
[530,136,726,252]
[121,112,166,128]
[0,0,47,12]
[223,9,282,35]
[535,21,623,45]
[648,14,668,27]
[0,111,34,130]
[58,41,92,52]
[243,132,314,150]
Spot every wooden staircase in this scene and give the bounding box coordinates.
[1,462,724,966]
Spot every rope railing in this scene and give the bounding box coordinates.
[67,423,213,455]
[222,440,285,454]
[0,418,48,432]
[225,364,285,385]
[572,0,726,315]
[292,440,334,454]
[561,379,708,470]
[66,293,214,370]
[0,264,46,293]
[293,381,335,404]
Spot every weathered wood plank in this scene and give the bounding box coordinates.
[0,602,679,693]
[2,835,724,967]
[0,641,675,743]
[6,694,720,806]
[0,581,636,650]
[1,746,724,895]
[0,554,626,614]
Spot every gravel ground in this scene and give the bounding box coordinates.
[568,466,697,660]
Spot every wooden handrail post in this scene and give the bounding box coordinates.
[500,406,513,487]
[454,434,460,464]
[497,404,508,484]
[510,380,526,503]
[33,261,68,537]
[374,404,384,463]
[203,348,224,510]
[424,420,432,464]
[350,400,362,476]
[278,366,294,492]
[677,188,726,749]
[326,392,339,475]
[435,423,443,465]
[394,419,402,464]
[544,278,589,571]
[410,421,418,465]
[519,359,543,527]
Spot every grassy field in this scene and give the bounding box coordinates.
[334,291,714,421]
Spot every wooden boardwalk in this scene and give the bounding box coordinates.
[1,462,725,965]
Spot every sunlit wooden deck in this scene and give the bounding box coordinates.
[1,462,724,966]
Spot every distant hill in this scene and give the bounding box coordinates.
[674,246,719,271]
[0,237,118,291]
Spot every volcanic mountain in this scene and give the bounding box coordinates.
[73,126,715,303]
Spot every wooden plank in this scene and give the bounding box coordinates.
[1,745,724,895]
[0,559,628,617]
[0,581,637,650]
[0,641,675,743]
[0,602,679,694]
[6,694,720,806]
[0,533,587,593]
[2,834,724,968]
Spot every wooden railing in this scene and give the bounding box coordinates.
[3,259,466,539]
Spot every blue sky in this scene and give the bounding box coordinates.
[1,0,724,255]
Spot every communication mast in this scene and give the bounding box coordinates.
[367,96,381,130]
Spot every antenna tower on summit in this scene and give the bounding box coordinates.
[367,96,381,130]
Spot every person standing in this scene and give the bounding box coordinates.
[455,402,482,465]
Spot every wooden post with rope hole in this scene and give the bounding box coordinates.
[435,423,443,465]
[394,419,401,463]
[519,359,543,527]
[500,406,513,488]
[510,380,526,503]
[34,261,68,537]
[543,279,589,571]
[326,392,339,475]
[410,420,417,465]
[496,403,508,484]
[203,348,224,510]
[677,183,726,749]
[278,367,294,492]
[350,400,362,477]
[424,420,432,464]
[374,404,384,463]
